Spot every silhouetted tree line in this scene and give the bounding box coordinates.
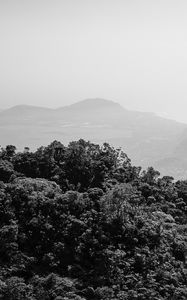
[0,139,186,299]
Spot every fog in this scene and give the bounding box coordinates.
[1,0,187,122]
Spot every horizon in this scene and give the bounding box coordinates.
[0,97,185,125]
[1,1,187,123]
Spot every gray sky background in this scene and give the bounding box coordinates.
[1,0,187,122]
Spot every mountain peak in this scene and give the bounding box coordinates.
[63,98,124,111]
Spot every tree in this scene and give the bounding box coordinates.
[0,159,14,182]
[141,166,160,185]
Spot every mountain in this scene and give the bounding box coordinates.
[0,105,52,121]
[0,98,186,178]
[59,98,122,111]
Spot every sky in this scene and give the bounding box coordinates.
[1,0,187,122]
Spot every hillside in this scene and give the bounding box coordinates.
[0,98,186,178]
[155,133,187,179]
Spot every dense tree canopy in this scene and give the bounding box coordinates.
[0,140,186,299]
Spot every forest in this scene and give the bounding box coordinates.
[0,139,186,299]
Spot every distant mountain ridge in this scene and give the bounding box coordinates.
[0,105,52,117]
[59,98,123,110]
[0,98,187,179]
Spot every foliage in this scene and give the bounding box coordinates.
[0,139,186,299]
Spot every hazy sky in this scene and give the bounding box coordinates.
[1,0,187,122]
